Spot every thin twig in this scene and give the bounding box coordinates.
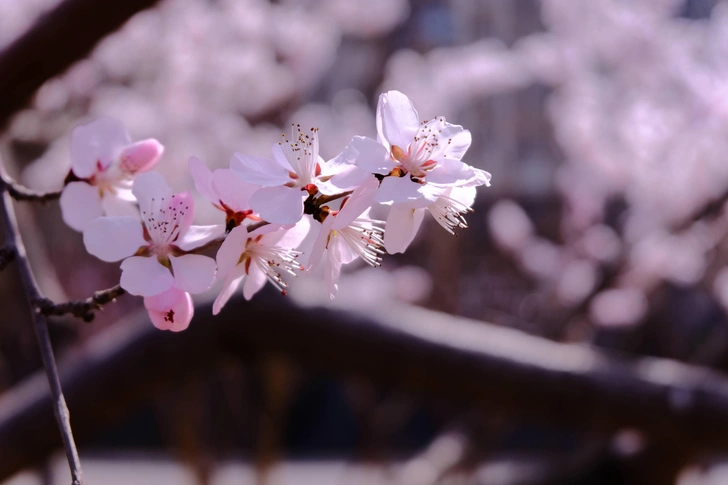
[0,159,85,485]
[0,172,62,202]
[35,285,126,323]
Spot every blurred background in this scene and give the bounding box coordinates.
[2,0,728,483]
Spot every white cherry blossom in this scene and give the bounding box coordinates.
[213,217,310,314]
[60,117,164,231]
[231,125,368,225]
[307,176,385,299]
[144,286,194,332]
[83,172,221,297]
[188,156,260,230]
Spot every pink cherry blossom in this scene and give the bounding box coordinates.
[188,156,261,230]
[83,172,221,297]
[231,125,368,225]
[144,286,194,332]
[60,117,164,231]
[307,176,385,299]
[384,186,476,254]
[213,217,310,314]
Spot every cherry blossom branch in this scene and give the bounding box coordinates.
[35,285,126,322]
[1,173,62,203]
[0,160,85,485]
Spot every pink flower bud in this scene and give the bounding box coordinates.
[144,287,194,332]
[119,138,164,174]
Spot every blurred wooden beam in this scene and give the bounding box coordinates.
[0,290,727,479]
[0,0,161,129]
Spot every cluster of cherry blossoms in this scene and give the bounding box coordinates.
[60,91,491,331]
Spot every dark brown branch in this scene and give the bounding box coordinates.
[35,285,126,322]
[0,0,162,129]
[0,245,15,271]
[0,160,85,485]
[2,290,728,479]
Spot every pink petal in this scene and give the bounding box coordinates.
[216,225,249,276]
[60,181,103,232]
[250,186,305,225]
[271,143,296,172]
[374,176,441,207]
[230,153,291,187]
[144,287,194,332]
[332,176,379,230]
[83,216,146,262]
[176,224,225,252]
[70,117,131,178]
[330,136,395,175]
[317,164,373,196]
[384,205,425,254]
[169,254,217,294]
[120,256,175,296]
[188,156,217,202]
[376,91,419,151]
[119,139,164,174]
[212,169,258,212]
[449,186,477,207]
[328,231,360,265]
[132,171,173,214]
[213,264,247,315]
[243,264,267,300]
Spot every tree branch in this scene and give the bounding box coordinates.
[0,0,162,129]
[0,159,85,485]
[2,291,728,479]
[35,285,126,322]
[1,173,62,203]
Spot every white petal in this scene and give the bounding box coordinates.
[230,153,291,187]
[118,139,164,174]
[329,136,395,176]
[83,216,146,262]
[169,254,217,294]
[132,171,173,214]
[188,156,217,202]
[120,256,174,296]
[316,164,373,196]
[271,143,296,172]
[60,181,103,232]
[100,193,140,219]
[70,117,131,178]
[384,206,425,254]
[449,186,477,207]
[374,176,442,206]
[329,231,360,265]
[213,265,247,315]
[306,218,331,272]
[250,186,305,224]
[376,91,419,151]
[216,225,248,276]
[261,216,310,248]
[243,264,267,300]
[431,123,471,161]
[324,246,344,300]
[212,169,258,211]
[426,158,490,187]
[332,176,379,230]
[175,224,226,252]
[144,287,194,332]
